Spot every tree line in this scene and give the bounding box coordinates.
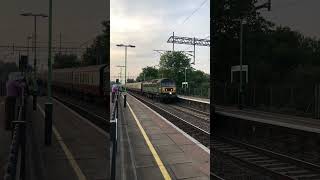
[135,51,210,92]
[213,0,320,87]
[53,20,109,69]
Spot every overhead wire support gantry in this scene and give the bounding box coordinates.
[167,33,210,65]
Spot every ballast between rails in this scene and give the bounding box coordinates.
[213,136,320,179]
[175,104,210,116]
[210,172,226,180]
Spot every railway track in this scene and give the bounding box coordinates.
[210,172,226,180]
[53,95,110,133]
[175,102,210,116]
[212,136,320,180]
[168,103,210,122]
[128,92,210,147]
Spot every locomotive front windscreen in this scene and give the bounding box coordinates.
[161,79,176,87]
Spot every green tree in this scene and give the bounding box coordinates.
[53,54,80,69]
[213,0,274,83]
[158,51,191,86]
[136,66,159,82]
[82,20,109,66]
[136,51,210,96]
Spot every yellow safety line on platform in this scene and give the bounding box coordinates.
[126,101,172,180]
[37,104,87,180]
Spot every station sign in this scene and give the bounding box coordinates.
[231,65,248,83]
[182,82,188,88]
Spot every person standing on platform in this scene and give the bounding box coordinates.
[26,72,38,96]
[4,75,25,130]
[111,79,120,103]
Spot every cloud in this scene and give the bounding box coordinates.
[110,0,210,79]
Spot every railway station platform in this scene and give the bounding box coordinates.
[116,93,210,180]
[216,105,320,133]
[177,95,209,104]
[32,97,109,180]
[1,96,109,180]
[177,95,210,113]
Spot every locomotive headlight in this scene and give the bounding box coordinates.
[169,92,172,95]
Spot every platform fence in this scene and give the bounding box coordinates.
[110,92,119,180]
[3,86,27,180]
[177,87,210,99]
[214,82,320,118]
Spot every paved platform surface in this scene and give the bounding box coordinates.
[31,97,109,180]
[177,95,209,104]
[216,105,320,133]
[117,93,210,180]
[0,97,11,178]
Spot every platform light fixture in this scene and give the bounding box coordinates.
[20,12,48,110]
[115,44,135,92]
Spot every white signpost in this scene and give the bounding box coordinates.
[182,82,188,88]
[231,65,248,83]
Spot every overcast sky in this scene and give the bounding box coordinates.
[262,0,320,38]
[2,0,320,80]
[0,0,108,68]
[110,0,210,81]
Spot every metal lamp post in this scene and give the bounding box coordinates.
[20,12,48,111]
[43,0,53,146]
[116,44,135,92]
[184,67,188,95]
[239,18,246,110]
[26,35,32,57]
[116,65,125,84]
[238,0,271,109]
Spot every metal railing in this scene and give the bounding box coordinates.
[110,92,119,180]
[215,82,320,118]
[4,87,27,180]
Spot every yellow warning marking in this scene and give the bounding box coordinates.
[126,101,172,180]
[37,104,87,180]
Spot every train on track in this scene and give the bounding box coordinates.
[124,78,177,102]
[39,64,108,99]
[39,65,176,102]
